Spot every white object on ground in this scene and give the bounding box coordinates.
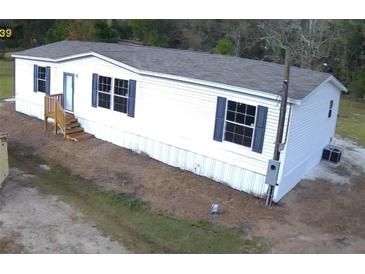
[39,164,51,171]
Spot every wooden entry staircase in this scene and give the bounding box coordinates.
[44,94,94,141]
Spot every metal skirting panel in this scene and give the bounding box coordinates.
[15,98,43,120]
[15,98,267,197]
[13,100,268,197]
[78,117,268,197]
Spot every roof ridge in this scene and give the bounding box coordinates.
[17,40,330,77]
[72,40,330,76]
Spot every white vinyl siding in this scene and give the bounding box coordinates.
[14,56,295,198]
[274,81,341,201]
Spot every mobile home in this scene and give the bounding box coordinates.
[12,41,346,202]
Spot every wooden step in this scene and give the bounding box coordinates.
[45,103,93,142]
[65,117,77,124]
[65,113,77,124]
[65,113,74,119]
[65,126,83,135]
[65,122,81,129]
[66,131,94,142]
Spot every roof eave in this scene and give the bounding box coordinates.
[328,75,348,93]
[298,75,348,105]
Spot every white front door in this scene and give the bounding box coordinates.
[63,73,74,112]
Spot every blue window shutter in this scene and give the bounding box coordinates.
[45,66,51,95]
[252,105,268,153]
[213,96,227,142]
[127,80,136,117]
[92,73,98,108]
[33,65,38,92]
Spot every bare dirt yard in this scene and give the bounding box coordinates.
[1,101,365,253]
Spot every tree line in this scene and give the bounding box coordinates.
[1,19,364,99]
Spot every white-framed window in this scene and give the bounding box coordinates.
[97,76,112,109]
[97,75,129,113]
[113,78,129,113]
[224,100,256,148]
[328,100,334,118]
[37,66,46,93]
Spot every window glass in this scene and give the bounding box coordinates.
[37,66,46,93]
[328,100,334,118]
[98,76,111,93]
[96,76,129,113]
[98,93,111,109]
[228,101,237,111]
[97,76,112,109]
[114,95,128,113]
[113,78,129,113]
[224,100,256,148]
[114,79,129,96]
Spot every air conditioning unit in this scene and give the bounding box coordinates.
[322,145,342,164]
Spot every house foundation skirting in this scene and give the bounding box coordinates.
[78,117,268,198]
[16,97,44,120]
[15,98,268,198]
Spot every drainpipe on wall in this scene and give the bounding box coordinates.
[265,48,291,207]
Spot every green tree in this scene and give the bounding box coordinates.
[178,20,224,51]
[111,20,132,40]
[92,20,119,43]
[127,20,170,47]
[45,20,70,43]
[336,20,365,84]
[2,19,55,48]
[212,35,234,55]
[45,20,120,43]
[348,70,365,100]
[68,20,94,41]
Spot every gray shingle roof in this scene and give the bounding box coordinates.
[14,40,335,100]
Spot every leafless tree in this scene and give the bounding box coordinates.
[259,19,341,69]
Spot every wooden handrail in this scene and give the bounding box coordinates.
[55,100,67,137]
[44,94,65,134]
[45,94,63,117]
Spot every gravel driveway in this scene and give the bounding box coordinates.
[0,168,129,254]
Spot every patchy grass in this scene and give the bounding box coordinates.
[0,60,14,100]
[337,97,365,146]
[8,144,269,254]
[0,235,24,253]
[3,52,13,61]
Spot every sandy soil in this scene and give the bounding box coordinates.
[0,168,128,254]
[1,101,365,253]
